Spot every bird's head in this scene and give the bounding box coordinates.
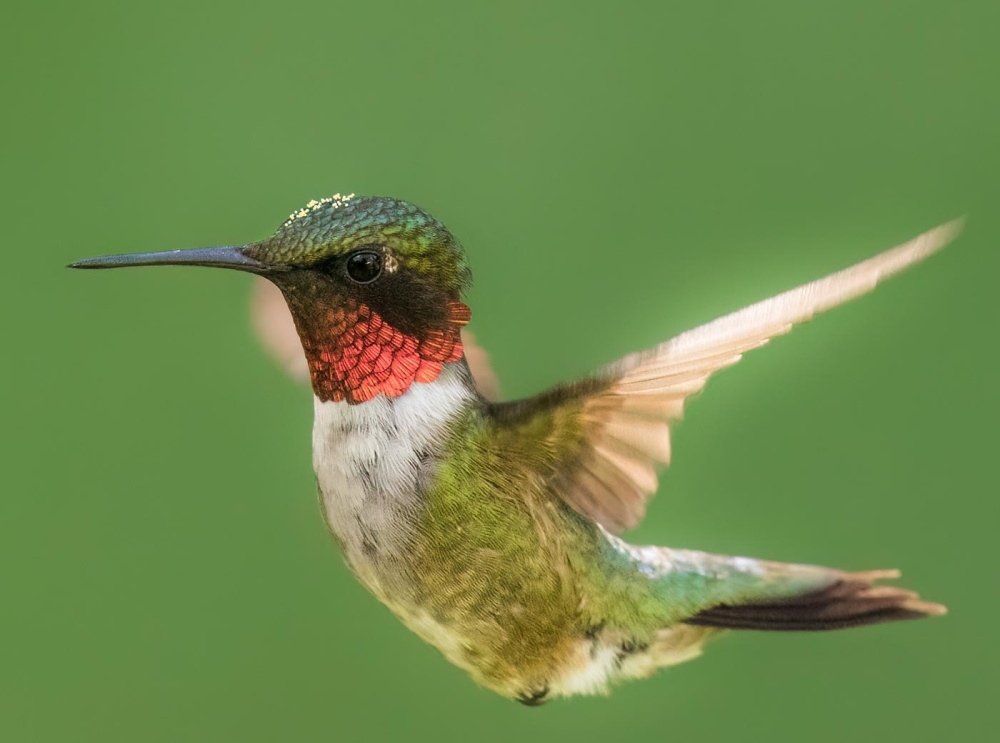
[72,195,474,403]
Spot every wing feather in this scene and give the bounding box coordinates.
[494,219,964,533]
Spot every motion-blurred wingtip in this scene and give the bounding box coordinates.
[930,215,966,247]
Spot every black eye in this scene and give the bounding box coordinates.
[345,250,383,284]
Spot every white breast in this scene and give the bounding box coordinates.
[311,364,474,592]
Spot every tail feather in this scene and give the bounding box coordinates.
[685,569,946,631]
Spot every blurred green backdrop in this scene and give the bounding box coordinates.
[2,2,997,741]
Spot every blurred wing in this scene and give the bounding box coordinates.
[492,219,963,534]
[250,278,501,400]
[252,279,310,383]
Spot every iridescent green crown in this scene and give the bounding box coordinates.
[251,194,472,293]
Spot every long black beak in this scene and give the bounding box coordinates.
[69,245,275,274]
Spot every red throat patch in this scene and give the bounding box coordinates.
[299,299,471,404]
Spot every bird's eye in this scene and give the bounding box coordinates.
[345,250,383,284]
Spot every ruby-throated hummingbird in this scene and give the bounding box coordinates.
[72,195,959,705]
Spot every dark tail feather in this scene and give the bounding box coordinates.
[685,570,946,631]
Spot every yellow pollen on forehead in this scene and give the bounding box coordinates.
[282,192,357,227]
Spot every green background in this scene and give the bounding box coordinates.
[3,2,997,741]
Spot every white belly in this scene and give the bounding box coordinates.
[311,364,473,593]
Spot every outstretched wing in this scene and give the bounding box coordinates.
[489,219,964,534]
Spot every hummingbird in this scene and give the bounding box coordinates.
[71,195,959,705]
